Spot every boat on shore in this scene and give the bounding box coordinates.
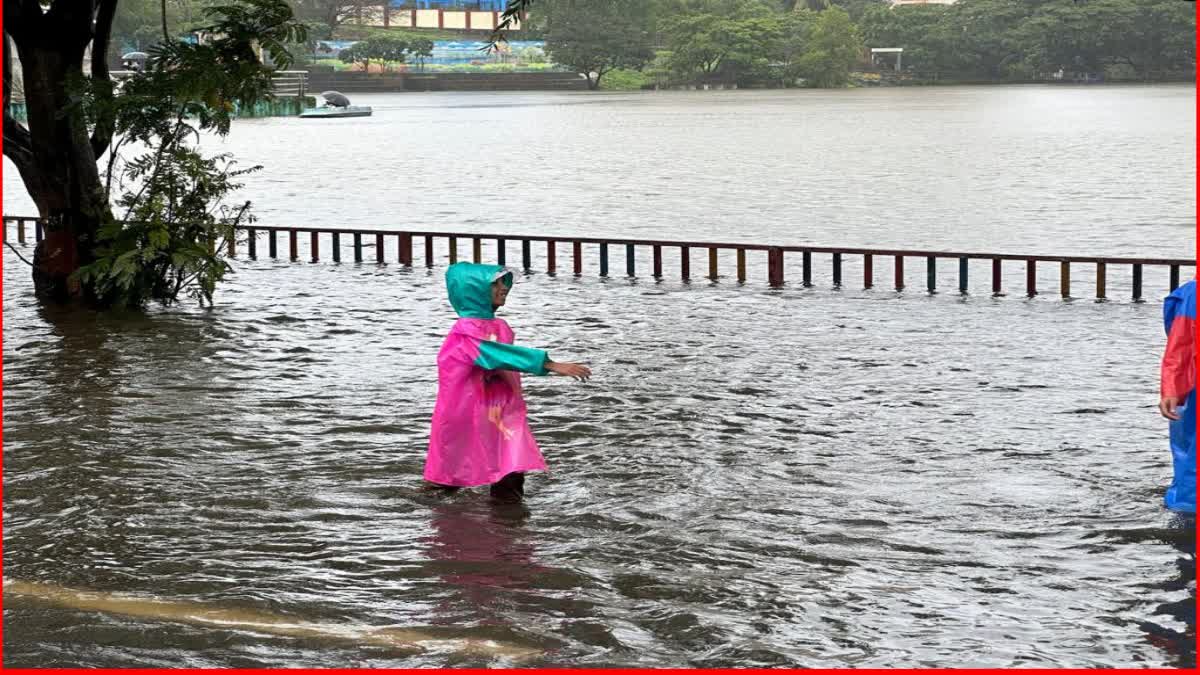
[300,91,372,119]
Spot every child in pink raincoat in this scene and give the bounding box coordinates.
[424,263,591,502]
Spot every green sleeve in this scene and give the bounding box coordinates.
[475,340,550,376]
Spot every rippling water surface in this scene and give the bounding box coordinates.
[3,86,1195,667]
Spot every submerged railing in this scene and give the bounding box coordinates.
[4,216,1194,302]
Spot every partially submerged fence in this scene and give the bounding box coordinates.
[4,216,1194,302]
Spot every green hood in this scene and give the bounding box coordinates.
[445,262,513,319]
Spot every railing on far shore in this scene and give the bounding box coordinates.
[3,216,1194,302]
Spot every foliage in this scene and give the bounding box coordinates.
[496,0,1193,87]
[660,0,783,83]
[598,67,652,90]
[70,0,308,307]
[794,6,861,87]
[859,0,1195,80]
[540,0,655,89]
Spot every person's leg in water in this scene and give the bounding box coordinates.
[420,480,461,494]
[489,472,525,503]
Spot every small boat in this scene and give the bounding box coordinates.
[300,91,373,118]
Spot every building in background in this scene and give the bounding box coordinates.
[347,0,521,31]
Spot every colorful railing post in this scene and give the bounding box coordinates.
[768,248,784,287]
[399,233,413,267]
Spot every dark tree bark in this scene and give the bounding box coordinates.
[4,0,115,303]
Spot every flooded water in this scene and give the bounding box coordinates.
[3,86,1196,667]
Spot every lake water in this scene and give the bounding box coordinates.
[2,86,1195,667]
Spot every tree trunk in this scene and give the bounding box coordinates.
[6,30,112,303]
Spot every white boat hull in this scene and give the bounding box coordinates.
[300,106,373,118]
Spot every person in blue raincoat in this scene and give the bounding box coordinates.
[1158,278,1196,513]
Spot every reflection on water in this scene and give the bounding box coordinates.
[1138,514,1196,669]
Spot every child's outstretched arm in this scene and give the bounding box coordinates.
[474,341,592,381]
[475,341,549,375]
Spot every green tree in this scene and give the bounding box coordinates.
[858,2,963,74]
[291,0,359,32]
[368,35,408,72]
[540,0,655,90]
[795,5,861,86]
[3,0,306,305]
[340,35,409,73]
[660,1,783,83]
[338,41,372,71]
[408,37,434,71]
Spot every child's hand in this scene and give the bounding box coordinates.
[548,361,591,382]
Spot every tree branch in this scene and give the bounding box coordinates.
[488,0,533,50]
[5,241,35,267]
[90,0,119,159]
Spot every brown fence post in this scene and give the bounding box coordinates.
[573,241,582,276]
[399,233,412,266]
[311,231,320,263]
[653,245,663,278]
[376,233,384,264]
[289,230,299,261]
[864,253,873,289]
[737,249,747,283]
[768,248,784,287]
[1026,260,1036,297]
[894,255,904,291]
[547,240,556,275]
[1096,262,1107,300]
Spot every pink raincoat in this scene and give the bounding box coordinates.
[424,263,550,487]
